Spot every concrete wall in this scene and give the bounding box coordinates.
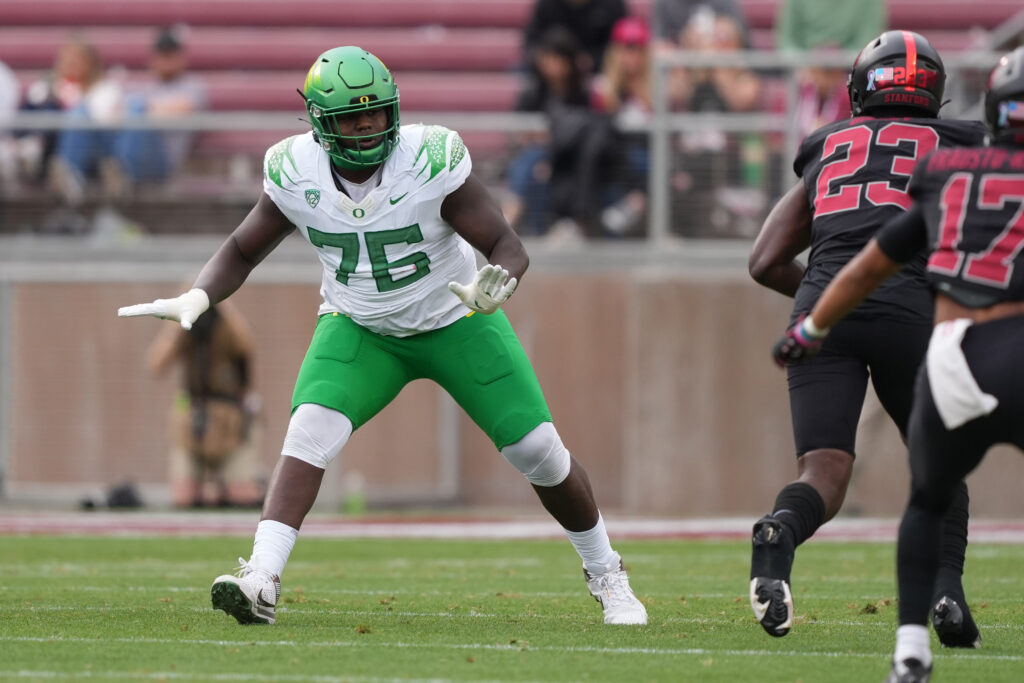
[4,265,1024,517]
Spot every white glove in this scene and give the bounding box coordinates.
[448,264,518,315]
[117,288,210,330]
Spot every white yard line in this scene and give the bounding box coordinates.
[2,512,1024,542]
[4,605,1024,632]
[3,635,1024,662]
[1,673,471,683]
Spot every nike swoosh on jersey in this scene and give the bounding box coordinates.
[389,192,409,205]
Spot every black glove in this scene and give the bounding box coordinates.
[772,314,826,367]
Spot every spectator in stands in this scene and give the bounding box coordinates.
[790,56,851,141]
[775,0,887,140]
[109,25,207,195]
[671,8,763,236]
[0,59,20,185]
[675,9,760,116]
[51,25,206,206]
[516,26,638,240]
[505,26,590,236]
[775,0,886,54]
[590,16,657,236]
[15,35,112,187]
[522,0,628,76]
[0,60,16,121]
[651,0,751,53]
[147,298,264,508]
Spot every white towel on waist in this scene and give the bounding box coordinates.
[925,318,999,430]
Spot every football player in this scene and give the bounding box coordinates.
[747,31,984,644]
[118,46,646,626]
[773,46,1024,683]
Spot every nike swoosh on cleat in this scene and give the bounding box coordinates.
[389,193,408,205]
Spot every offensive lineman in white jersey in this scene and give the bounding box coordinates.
[118,46,646,626]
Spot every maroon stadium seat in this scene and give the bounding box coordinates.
[14,69,523,112]
[0,0,653,28]
[0,26,523,72]
[749,28,988,52]
[200,70,524,112]
[0,0,535,29]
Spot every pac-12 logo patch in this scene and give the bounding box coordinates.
[305,189,321,208]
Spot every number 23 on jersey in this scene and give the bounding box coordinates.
[815,123,940,216]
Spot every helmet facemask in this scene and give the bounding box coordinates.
[303,47,401,170]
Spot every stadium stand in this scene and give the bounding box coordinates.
[0,0,1021,234]
[0,0,1018,115]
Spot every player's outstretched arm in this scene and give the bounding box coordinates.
[749,180,812,298]
[118,192,295,328]
[442,173,526,314]
[442,173,528,281]
[117,288,210,331]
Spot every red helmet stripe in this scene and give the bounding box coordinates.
[902,30,918,91]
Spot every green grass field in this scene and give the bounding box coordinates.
[2,535,1022,682]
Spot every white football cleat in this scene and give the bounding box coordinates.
[584,561,648,625]
[211,558,281,625]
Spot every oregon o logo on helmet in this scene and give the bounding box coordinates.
[360,95,370,104]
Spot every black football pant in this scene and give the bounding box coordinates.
[785,317,972,576]
[897,315,1024,626]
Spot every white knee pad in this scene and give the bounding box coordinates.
[500,422,571,487]
[281,403,353,470]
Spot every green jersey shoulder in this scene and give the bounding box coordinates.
[264,134,306,192]
[262,125,469,194]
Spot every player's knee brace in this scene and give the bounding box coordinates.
[500,421,571,487]
[281,403,353,470]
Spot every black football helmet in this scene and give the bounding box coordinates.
[985,47,1024,147]
[847,30,945,117]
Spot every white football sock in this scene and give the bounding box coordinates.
[894,624,932,668]
[249,519,298,578]
[565,513,621,575]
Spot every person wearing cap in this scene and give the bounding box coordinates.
[522,0,628,75]
[589,16,657,236]
[106,25,207,192]
[652,0,751,54]
[51,25,206,204]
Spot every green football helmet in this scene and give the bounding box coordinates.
[302,46,401,169]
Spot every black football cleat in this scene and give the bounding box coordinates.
[932,595,981,648]
[884,658,932,683]
[749,516,796,637]
[750,576,794,637]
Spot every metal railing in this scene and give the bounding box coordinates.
[0,49,1010,245]
[646,48,1006,244]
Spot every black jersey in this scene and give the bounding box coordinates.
[793,116,986,322]
[877,145,1024,308]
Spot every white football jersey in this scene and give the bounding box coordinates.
[263,124,477,337]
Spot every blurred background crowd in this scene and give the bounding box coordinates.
[3,1,1024,514]
[0,0,1019,244]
